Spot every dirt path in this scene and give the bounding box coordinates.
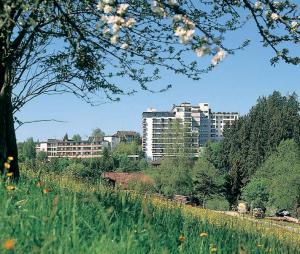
[219,211,300,234]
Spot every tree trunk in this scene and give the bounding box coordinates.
[0,69,19,180]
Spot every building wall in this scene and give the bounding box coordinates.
[142,102,239,160]
[35,140,109,159]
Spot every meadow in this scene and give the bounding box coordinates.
[1,171,299,254]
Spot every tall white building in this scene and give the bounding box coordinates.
[142,102,239,161]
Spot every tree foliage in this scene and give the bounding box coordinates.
[220,91,300,204]
[0,0,299,178]
[72,134,82,141]
[192,158,224,206]
[152,156,194,196]
[91,128,106,138]
[18,137,36,162]
[242,139,300,215]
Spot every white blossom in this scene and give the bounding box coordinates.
[103,5,113,14]
[254,1,263,10]
[271,13,280,21]
[195,46,210,57]
[102,27,110,35]
[96,2,104,10]
[102,0,115,4]
[291,21,298,31]
[151,1,167,17]
[211,49,226,65]
[125,18,136,27]
[117,4,129,15]
[168,0,178,6]
[174,27,195,44]
[121,43,129,49]
[112,23,120,33]
[173,14,183,22]
[110,34,119,44]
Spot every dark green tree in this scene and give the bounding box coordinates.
[36,151,47,161]
[91,128,105,139]
[72,134,82,142]
[221,91,300,204]
[63,133,69,141]
[18,137,36,162]
[242,139,300,215]
[0,1,299,179]
[192,158,224,207]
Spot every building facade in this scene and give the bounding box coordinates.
[142,103,239,161]
[36,130,140,159]
[36,138,109,159]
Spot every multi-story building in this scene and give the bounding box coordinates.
[142,102,239,161]
[36,138,109,159]
[36,130,140,159]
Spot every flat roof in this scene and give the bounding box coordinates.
[142,111,175,118]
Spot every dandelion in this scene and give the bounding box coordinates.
[6,185,16,191]
[4,162,10,169]
[178,235,186,242]
[210,244,217,253]
[200,232,208,237]
[6,172,13,177]
[7,156,13,161]
[43,188,49,194]
[2,239,15,250]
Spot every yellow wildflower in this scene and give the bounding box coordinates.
[6,185,16,191]
[4,162,10,169]
[2,239,16,250]
[7,156,14,161]
[210,247,217,253]
[178,235,186,242]
[6,172,13,177]
[210,244,217,253]
[200,232,208,237]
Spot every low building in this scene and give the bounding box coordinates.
[36,138,109,159]
[113,131,140,143]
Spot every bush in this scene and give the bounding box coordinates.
[206,195,230,211]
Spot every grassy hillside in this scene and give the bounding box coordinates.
[0,172,299,254]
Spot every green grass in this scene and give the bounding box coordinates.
[0,174,299,254]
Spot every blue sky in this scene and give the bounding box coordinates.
[16,21,300,141]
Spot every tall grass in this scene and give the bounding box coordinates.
[0,172,299,254]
